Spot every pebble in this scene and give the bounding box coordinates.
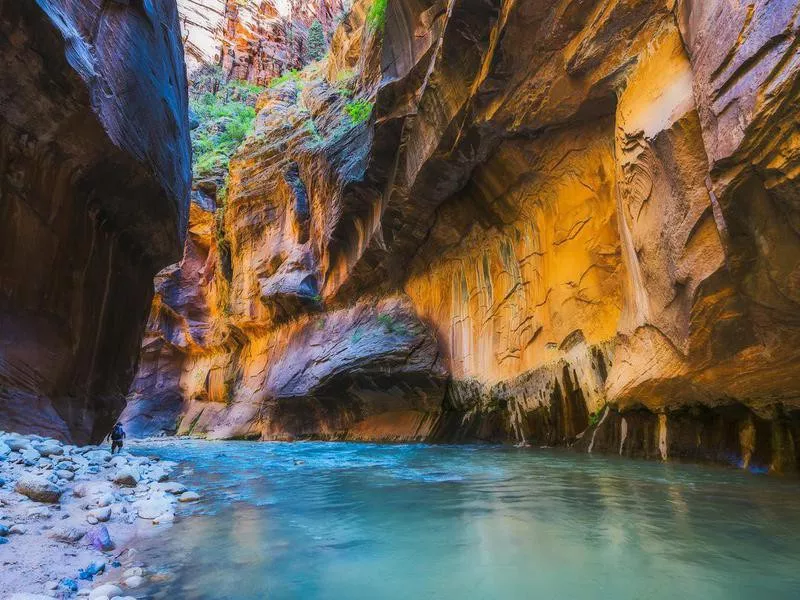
[123,567,143,578]
[10,524,27,534]
[91,506,112,522]
[88,583,122,599]
[124,575,144,588]
[179,491,200,502]
[97,493,115,507]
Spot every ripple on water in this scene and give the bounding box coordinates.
[130,440,800,600]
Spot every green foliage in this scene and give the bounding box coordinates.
[336,68,355,83]
[269,69,301,89]
[344,99,373,125]
[377,313,406,335]
[366,0,388,32]
[307,20,327,62]
[588,406,606,428]
[189,78,263,178]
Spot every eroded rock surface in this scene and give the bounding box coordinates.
[178,0,345,83]
[128,0,800,471]
[0,1,191,443]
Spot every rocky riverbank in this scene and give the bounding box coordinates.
[0,432,200,599]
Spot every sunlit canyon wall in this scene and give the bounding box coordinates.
[124,0,800,472]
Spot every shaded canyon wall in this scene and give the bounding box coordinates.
[0,0,192,443]
[125,0,800,471]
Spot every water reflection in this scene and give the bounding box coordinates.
[133,441,800,600]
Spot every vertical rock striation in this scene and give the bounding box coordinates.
[127,0,800,471]
[0,0,191,443]
[178,0,345,85]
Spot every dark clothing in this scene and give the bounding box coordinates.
[110,425,126,454]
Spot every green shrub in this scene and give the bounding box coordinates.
[345,99,373,124]
[189,77,263,178]
[307,20,327,62]
[366,0,388,32]
[269,69,301,89]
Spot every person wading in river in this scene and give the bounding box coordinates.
[109,423,126,454]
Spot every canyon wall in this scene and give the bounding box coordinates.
[125,0,800,471]
[179,0,345,84]
[0,0,191,443]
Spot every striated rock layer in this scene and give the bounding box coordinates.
[178,0,345,84]
[0,1,191,443]
[127,0,800,472]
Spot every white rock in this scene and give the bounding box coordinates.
[179,491,200,502]
[6,438,31,452]
[9,524,27,534]
[134,498,172,520]
[88,583,122,599]
[124,575,144,588]
[49,526,86,542]
[96,493,115,507]
[21,448,41,464]
[159,482,187,495]
[0,442,11,458]
[91,506,112,522]
[123,567,143,578]
[35,441,64,457]
[85,450,112,464]
[152,511,175,524]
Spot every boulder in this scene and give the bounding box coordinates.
[113,467,140,487]
[86,525,114,551]
[35,441,64,457]
[15,475,63,503]
[90,507,112,523]
[50,526,87,543]
[179,491,201,502]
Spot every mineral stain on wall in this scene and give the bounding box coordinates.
[122,0,800,473]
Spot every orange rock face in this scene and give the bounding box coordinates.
[178,0,344,84]
[127,0,800,471]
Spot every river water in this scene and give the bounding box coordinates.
[132,440,800,599]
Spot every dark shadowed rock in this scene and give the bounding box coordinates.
[0,0,191,444]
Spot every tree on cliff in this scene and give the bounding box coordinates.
[307,20,326,62]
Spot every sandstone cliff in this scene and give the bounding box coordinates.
[0,0,191,443]
[179,0,345,84]
[126,0,800,472]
